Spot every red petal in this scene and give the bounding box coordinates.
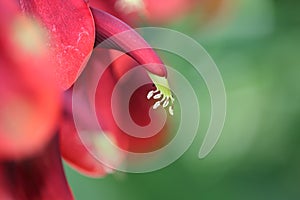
[89,0,197,25]
[88,0,138,25]
[59,89,108,177]
[90,7,167,77]
[0,6,60,159]
[0,135,73,200]
[144,0,197,24]
[20,0,95,90]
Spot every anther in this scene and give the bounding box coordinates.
[153,93,162,99]
[169,106,174,116]
[147,89,158,99]
[153,101,161,109]
[163,99,169,108]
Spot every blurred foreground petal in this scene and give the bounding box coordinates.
[0,136,73,200]
[0,8,60,159]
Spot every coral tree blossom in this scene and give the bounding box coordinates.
[0,0,173,199]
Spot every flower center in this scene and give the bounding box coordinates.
[147,73,174,116]
[115,0,145,14]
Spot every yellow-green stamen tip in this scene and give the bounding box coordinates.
[147,73,174,116]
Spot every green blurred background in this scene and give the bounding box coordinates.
[64,0,300,199]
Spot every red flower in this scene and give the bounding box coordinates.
[89,0,198,25]
[1,0,173,199]
[89,0,235,28]
[60,48,173,175]
[59,6,174,176]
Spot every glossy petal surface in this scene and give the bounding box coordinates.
[20,0,95,89]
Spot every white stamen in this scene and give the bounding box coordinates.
[146,82,174,116]
[147,90,154,99]
[153,93,162,99]
[153,101,161,109]
[147,89,159,99]
[169,106,174,116]
[163,99,169,108]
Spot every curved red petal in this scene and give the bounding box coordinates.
[59,90,108,177]
[0,135,73,200]
[90,7,167,77]
[20,0,95,90]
